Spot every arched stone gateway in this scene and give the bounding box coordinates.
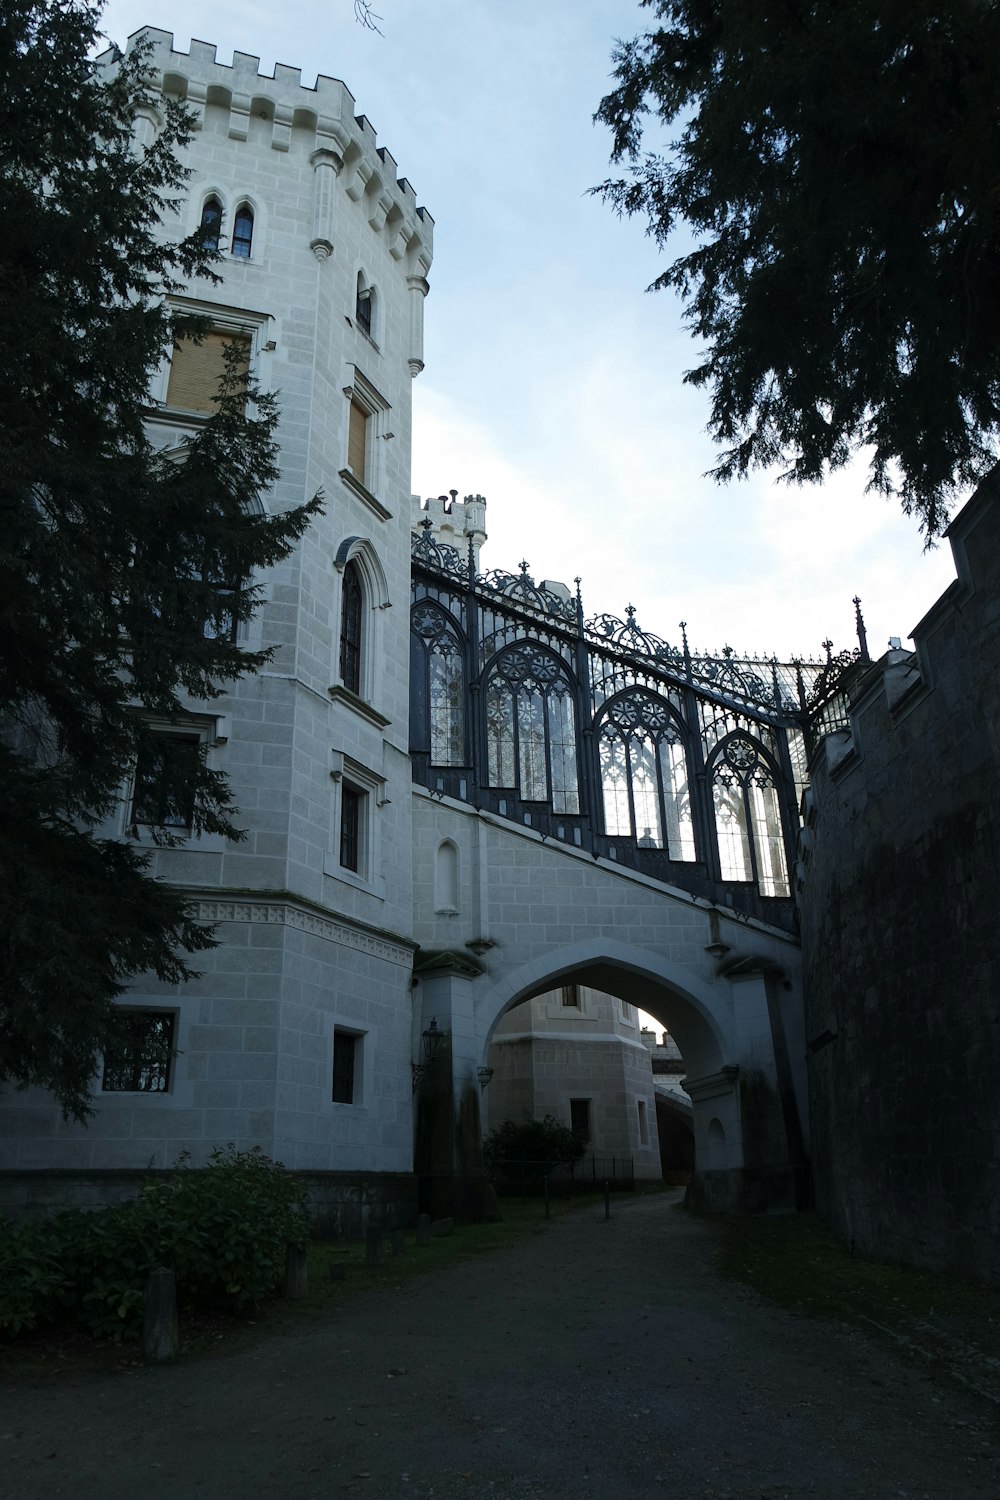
[411,797,810,1219]
[408,494,838,1222]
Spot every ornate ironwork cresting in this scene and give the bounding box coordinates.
[410,522,843,932]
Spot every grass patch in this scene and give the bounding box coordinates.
[0,1192,608,1382]
[717,1210,1000,1402]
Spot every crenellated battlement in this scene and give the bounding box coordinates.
[413,492,487,567]
[102,28,433,268]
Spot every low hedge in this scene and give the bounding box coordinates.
[0,1145,308,1340]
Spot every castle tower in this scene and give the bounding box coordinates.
[0,30,432,1192]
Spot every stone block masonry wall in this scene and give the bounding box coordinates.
[0,1168,418,1240]
[801,470,1000,1286]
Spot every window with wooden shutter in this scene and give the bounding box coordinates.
[165,330,250,413]
[348,399,368,483]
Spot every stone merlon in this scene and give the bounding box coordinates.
[105,29,433,262]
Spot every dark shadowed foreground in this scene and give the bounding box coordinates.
[4,1195,996,1499]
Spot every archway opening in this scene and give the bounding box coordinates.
[481,956,721,1194]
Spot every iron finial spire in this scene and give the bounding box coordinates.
[853,595,870,662]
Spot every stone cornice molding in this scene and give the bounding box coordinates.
[193,896,414,967]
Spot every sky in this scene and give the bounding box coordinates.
[98,0,960,661]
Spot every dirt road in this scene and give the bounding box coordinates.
[3,1193,996,1498]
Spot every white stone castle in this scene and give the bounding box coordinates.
[0,31,816,1221]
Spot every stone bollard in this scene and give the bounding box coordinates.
[365,1225,383,1265]
[390,1229,405,1256]
[416,1213,432,1246]
[142,1266,179,1363]
[285,1241,308,1300]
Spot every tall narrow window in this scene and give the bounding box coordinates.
[340,782,363,872]
[561,984,580,1008]
[348,400,368,484]
[332,1029,359,1104]
[570,1098,591,1143]
[356,273,372,337]
[339,560,363,695]
[200,196,222,252]
[484,647,579,812]
[710,734,790,897]
[411,601,466,767]
[597,691,695,860]
[231,203,254,259]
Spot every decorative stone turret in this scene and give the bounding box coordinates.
[103,29,434,276]
[413,492,488,569]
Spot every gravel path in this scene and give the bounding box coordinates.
[3,1193,997,1499]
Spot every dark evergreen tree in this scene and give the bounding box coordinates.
[0,1,321,1118]
[595,1,1000,536]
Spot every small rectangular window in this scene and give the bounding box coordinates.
[332,1029,359,1104]
[348,399,368,484]
[570,1098,591,1143]
[132,734,200,830]
[637,1099,649,1146]
[340,782,363,872]
[102,1011,176,1093]
[561,984,580,1008]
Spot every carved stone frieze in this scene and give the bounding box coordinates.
[193,900,413,967]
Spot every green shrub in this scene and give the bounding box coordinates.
[0,1146,309,1341]
[0,1216,75,1335]
[483,1113,586,1177]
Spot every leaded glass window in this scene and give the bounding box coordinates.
[411,602,465,766]
[484,647,579,812]
[200,196,222,252]
[597,691,695,860]
[710,734,790,897]
[231,203,254,258]
[340,560,363,694]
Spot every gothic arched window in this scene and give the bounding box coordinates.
[597,691,695,860]
[231,203,254,259]
[484,647,578,812]
[410,602,465,766]
[356,272,374,338]
[709,734,789,897]
[200,195,222,252]
[339,559,363,695]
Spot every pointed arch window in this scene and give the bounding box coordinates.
[484,647,579,813]
[709,734,789,897]
[231,203,254,259]
[356,272,373,338]
[411,602,465,765]
[200,196,222,252]
[597,691,695,860]
[339,560,364,695]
